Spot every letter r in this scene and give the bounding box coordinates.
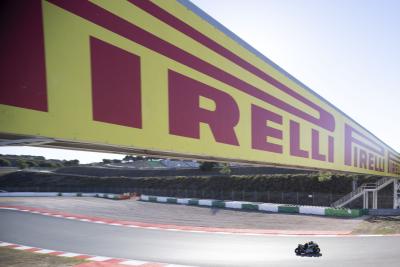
[168,70,240,146]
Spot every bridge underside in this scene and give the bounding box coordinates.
[0,132,311,171]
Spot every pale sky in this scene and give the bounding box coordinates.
[1,0,399,163]
[190,0,400,150]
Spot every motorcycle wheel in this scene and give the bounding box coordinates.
[295,248,300,254]
[314,247,320,253]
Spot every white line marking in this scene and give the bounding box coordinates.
[0,242,12,247]
[119,260,148,265]
[87,256,112,261]
[14,246,33,250]
[60,252,82,257]
[35,249,56,254]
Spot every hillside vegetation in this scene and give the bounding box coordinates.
[0,171,383,194]
[0,154,79,169]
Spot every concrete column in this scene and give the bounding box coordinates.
[372,190,378,209]
[363,191,368,209]
[352,178,358,191]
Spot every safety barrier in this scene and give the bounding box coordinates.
[0,192,97,197]
[140,194,365,217]
[0,192,130,200]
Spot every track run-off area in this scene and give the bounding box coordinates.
[1,203,399,267]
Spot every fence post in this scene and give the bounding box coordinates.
[296,192,299,204]
[254,191,258,202]
[312,192,315,205]
[242,190,245,201]
[281,192,284,203]
[231,190,234,200]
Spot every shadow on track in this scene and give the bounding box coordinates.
[296,253,322,257]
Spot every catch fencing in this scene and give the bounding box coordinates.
[1,186,395,208]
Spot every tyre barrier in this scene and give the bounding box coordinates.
[140,194,366,218]
[95,193,131,200]
[0,192,131,200]
[0,192,97,197]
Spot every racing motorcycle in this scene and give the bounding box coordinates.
[295,241,321,255]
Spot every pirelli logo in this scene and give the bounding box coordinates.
[0,0,398,177]
[388,152,400,176]
[344,124,399,175]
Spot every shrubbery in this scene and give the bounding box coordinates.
[0,171,382,194]
[0,158,11,167]
[0,155,80,169]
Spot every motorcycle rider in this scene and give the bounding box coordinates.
[304,241,314,250]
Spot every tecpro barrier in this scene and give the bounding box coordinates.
[140,194,365,217]
[0,192,129,200]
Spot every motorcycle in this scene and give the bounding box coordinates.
[295,241,321,255]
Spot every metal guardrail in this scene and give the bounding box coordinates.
[332,185,365,208]
[332,177,395,208]
[375,177,393,189]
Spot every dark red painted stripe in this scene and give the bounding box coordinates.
[0,0,48,111]
[129,0,335,132]
[90,37,142,128]
[352,139,384,156]
[346,124,384,155]
[48,0,334,131]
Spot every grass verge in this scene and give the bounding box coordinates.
[0,247,86,267]
[352,216,400,234]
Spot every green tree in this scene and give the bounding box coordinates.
[219,163,232,175]
[63,159,79,166]
[16,160,28,169]
[318,171,332,182]
[25,160,38,167]
[0,158,11,167]
[53,162,64,168]
[38,161,57,168]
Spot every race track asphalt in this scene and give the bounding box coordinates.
[0,209,399,267]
